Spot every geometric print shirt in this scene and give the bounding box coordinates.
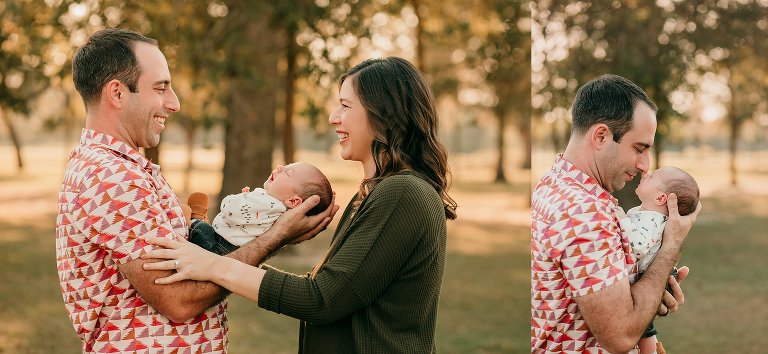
[56,129,228,353]
[531,154,639,353]
[621,206,667,274]
[212,188,286,246]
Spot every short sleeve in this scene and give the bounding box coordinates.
[74,166,179,265]
[558,202,629,297]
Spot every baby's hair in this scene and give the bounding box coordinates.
[663,167,699,216]
[298,165,333,216]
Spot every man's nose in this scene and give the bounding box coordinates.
[637,152,650,174]
[166,88,181,112]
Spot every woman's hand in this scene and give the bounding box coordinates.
[141,236,220,284]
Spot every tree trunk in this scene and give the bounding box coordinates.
[143,144,160,165]
[550,120,562,153]
[0,109,24,171]
[410,0,425,71]
[653,131,662,171]
[728,113,740,187]
[219,16,280,214]
[494,110,507,183]
[183,124,197,194]
[283,26,297,164]
[517,114,532,170]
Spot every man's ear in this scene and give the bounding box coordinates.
[285,196,303,209]
[655,193,668,206]
[104,79,125,109]
[590,124,612,149]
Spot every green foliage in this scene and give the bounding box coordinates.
[0,0,56,115]
[534,0,768,153]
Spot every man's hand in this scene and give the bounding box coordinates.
[657,265,689,317]
[269,192,339,246]
[661,193,702,250]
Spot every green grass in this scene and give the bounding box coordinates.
[0,175,527,353]
[225,221,529,353]
[653,195,768,353]
[0,217,83,353]
[1,183,766,353]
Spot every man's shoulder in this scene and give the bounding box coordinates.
[533,175,610,213]
[66,144,151,187]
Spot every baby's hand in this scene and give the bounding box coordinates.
[242,186,251,193]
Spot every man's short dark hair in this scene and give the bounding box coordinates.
[664,167,699,216]
[72,28,158,107]
[571,74,658,142]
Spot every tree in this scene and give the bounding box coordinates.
[212,2,281,207]
[0,1,56,171]
[686,2,768,186]
[534,0,699,208]
[484,0,531,181]
[269,0,370,164]
[142,0,229,191]
[388,0,530,182]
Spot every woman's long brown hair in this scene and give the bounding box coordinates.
[340,57,457,220]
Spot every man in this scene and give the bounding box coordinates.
[56,28,335,353]
[530,74,701,353]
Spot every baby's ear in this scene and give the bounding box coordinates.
[655,193,668,206]
[285,196,303,208]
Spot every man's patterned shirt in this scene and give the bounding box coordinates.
[56,129,228,353]
[530,154,638,353]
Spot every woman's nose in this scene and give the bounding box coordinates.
[328,107,340,124]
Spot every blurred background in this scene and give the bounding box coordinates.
[533,0,768,352]
[0,0,529,353]
[3,0,768,353]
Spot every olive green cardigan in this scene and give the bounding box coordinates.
[259,172,448,353]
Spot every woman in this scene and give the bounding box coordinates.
[144,57,457,353]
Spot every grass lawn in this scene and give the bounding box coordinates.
[652,194,768,353]
[0,145,530,353]
[1,146,766,353]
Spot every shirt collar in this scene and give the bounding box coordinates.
[552,153,618,205]
[80,129,159,173]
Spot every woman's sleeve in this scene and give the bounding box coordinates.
[258,176,436,324]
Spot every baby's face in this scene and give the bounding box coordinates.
[263,162,315,205]
[635,167,675,206]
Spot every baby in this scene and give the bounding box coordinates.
[185,161,333,255]
[618,166,700,354]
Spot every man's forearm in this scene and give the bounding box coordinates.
[576,244,682,353]
[119,260,229,323]
[628,244,681,329]
[125,230,286,322]
[225,229,286,266]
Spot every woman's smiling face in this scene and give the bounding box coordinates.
[328,77,375,176]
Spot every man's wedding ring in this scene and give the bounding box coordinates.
[174,260,179,270]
